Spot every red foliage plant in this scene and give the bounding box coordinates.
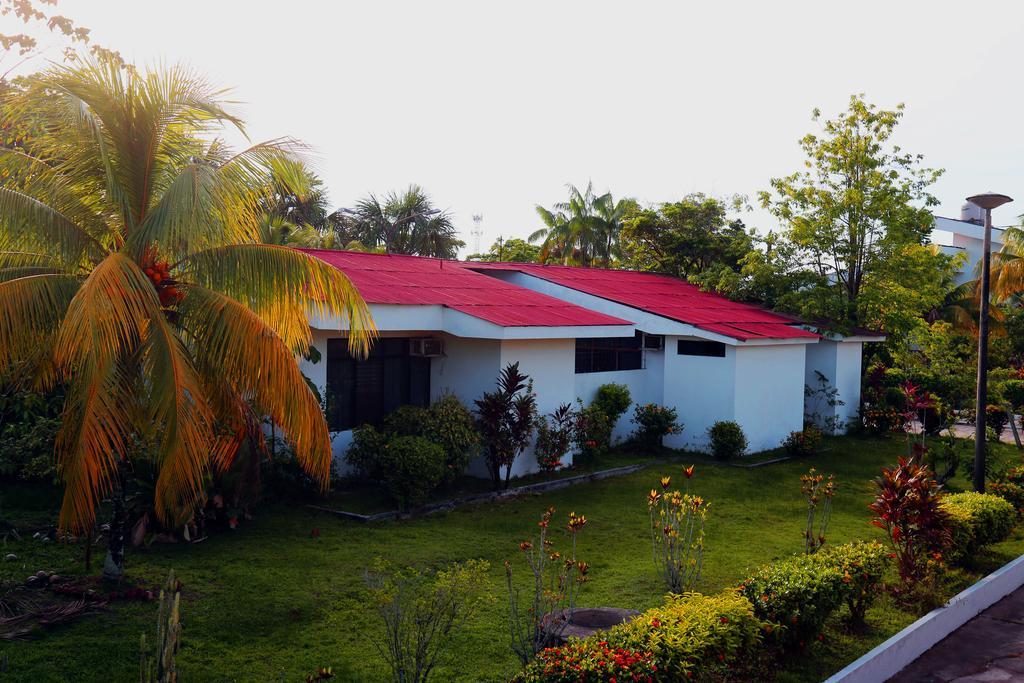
[868,457,950,585]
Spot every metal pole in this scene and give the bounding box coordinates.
[974,207,993,492]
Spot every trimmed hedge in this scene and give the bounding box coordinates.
[940,492,1016,564]
[739,542,889,646]
[599,591,763,681]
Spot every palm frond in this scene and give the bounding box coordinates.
[0,273,80,368]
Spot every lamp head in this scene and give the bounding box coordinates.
[966,193,1014,211]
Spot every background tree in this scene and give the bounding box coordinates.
[759,95,948,334]
[0,0,121,73]
[257,160,347,249]
[992,224,1024,303]
[530,182,633,266]
[619,193,752,279]
[0,60,373,577]
[466,237,540,263]
[337,185,463,258]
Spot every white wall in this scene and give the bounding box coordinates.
[804,339,863,434]
[663,337,737,450]
[573,348,665,443]
[733,344,806,452]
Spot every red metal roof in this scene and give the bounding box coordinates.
[464,262,818,341]
[300,250,630,328]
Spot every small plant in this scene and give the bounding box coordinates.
[707,420,747,460]
[990,464,1024,514]
[801,468,835,554]
[630,403,682,451]
[534,404,576,473]
[512,641,657,683]
[374,436,447,511]
[592,383,632,427]
[927,427,963,485]
[804,371,846,434]
[572,403,613,462]
[814,541,888,629]
[422,394,479,484]
[868,458,950,586]
[784,426,823,458]
[506,508,588,665]
[648,468,706,593]
[140,570,182,683]
[345,425,389,480]
[365,558,493,683]
[475,363,538,491]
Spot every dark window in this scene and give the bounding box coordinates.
[575,332,643,374]
[677,340,726,358]
[326,338,430,431]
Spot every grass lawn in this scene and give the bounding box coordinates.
[2,434,1023,682]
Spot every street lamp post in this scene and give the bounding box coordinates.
[967,192,1013,493]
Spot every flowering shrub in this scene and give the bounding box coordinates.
[506,508,589,665]
[535,404,577,473]
[801,468,835,554]
[940,492,1016,564]
[648,468,706,593]
[739,553,848,648]
[707,421,747,460]
[513,641,658,683]
[868,458,950,585]
[631,403,682,450]
[600,591,764,681]
[990,465,1024,515]
[813,541,888,628]
[573,403,613,462]
[783,426,823,458]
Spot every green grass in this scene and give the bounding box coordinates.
[2,435,1023,682]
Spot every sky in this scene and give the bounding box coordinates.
[4,0,1024,253]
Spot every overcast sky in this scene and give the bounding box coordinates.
[5,1,1023,252]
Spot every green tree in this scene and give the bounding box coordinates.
[759,95,946,333]
[338,185,464,258]
[466,237,540,263]
[0,60,373,577]
[620,193,752,279]
[0,0,121,70]
[531,183,633,266]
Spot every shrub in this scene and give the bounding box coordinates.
[475,363,537,491]
[374,436,447,511]
[989,480,1024,515]
[999,378,1024,410]
[592,383,632,425]
[940,492,1016,564]
[381,404,429,437]
[868,458,950,585]
[506,508,589,665]
[783,426,823,458]
[648,468,705,593]
[534,404,576,473]
[345,425,388,479]
[513,641,657,683]
[976,405,1009,440]
[365,558,493,683]
[812,541,888,628]
[0,385,62,482]
[739,553,847,647]
[573,403,613,461]
[422,394,478,483]
[600,591,764,681]
[631,403,682,450]
[707,421,747,460]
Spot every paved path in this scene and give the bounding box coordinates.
[889,586,1024,682]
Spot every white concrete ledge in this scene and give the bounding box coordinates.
[826,552,1024,683]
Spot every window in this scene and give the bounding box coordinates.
[575,333,643,374]
[326,337,430,431]
[677,340,726,358]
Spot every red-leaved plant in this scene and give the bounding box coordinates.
[475,363,538,490]
[868,457,950,586]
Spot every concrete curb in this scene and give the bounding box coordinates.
[825,552,1024,682]
[308,462,648,522]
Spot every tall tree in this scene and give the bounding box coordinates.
[531,183,633,266]
[619,194,752,279]
[338,185,464,258]
[992,225,1024,302]
[759,94,947,332]
[466,237,541,263]
[0,60,373,577]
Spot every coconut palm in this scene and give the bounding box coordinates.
[0,60,374,577]
[992,225,1024,302]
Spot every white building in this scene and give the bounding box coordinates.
[931,201,1007,286]
[299,250,877,477]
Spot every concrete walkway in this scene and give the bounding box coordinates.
[889,585,1024,682]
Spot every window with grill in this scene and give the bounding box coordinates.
[575,332,644,374]
[326,337,431,431]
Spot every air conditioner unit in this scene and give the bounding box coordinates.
[642,333,665,351]
[409,337,445,357]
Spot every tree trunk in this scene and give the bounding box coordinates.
[102,461,127,582]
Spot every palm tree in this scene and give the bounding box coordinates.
[0,60,374,578]
[993,225,1024,302]
[530,183,630,266]
[338,185,463,258]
